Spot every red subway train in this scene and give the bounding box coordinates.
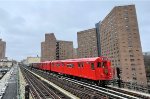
[30,57,113,86]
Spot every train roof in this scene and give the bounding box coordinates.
[66,57,101,61]
[32,57,109,64]
[52,57,103,63]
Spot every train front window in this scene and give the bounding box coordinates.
[102,62,106,68]
[97,62,101,68]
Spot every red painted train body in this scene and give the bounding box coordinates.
[31,57,113,82]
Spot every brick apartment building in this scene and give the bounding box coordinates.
[41,33,56,62]
[143,52,150,85]
[77,5,147,86]
[41,33,74,61]
[56,40,73,60]
[0,39,6,59]
[77,28,99,58]
[73,48,78,58]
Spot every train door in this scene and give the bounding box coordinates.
[95,61,102,80]
[47,63,51,71]
[90,62,96,80]
[61,62,64,74]
[78,62,84,77]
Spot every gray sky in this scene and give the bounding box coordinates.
[0,0,149,61]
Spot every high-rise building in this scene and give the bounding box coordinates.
[41,33,56,62]
[73,48,78,59]
[143,52,150,56]
[77,5,147,86]
[77,28,99,58]
[56,40,73,60]
[98,5,147,86]
[143,53,150,86]
[0,39,6,59]
[41,33,74,61]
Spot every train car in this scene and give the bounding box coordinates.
[51,60,64,74]
[32,63,40,69]
[42,61,51,71]
[61,60,79,77]
[65,57,112,81]
[31,62,43,70]
[52,57,112,82]
[31,56,112,86]
[39,63,43,70]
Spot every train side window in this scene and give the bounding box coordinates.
[56,63,60,67]
[78,63,81,67]
[67,63,74,68]
[62,63,65,66]
[91,63,95,70]
[97,62,101,68]
[81,63,84,67]
[78,62,83,68]
[82,63,84,67]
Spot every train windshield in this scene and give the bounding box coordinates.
[97,62,101,68]
[102,62,107,68]
[97,62,107,68]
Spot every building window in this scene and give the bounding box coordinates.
[132,68,135,71]
[126,25,129,27]
[129,50,132,53]
[130,59,134,62]
[131,64,135,66]
[130,55,134,57]
[133,77,137,80]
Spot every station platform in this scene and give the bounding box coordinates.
[23,67,79,99]
[1,66,17,99]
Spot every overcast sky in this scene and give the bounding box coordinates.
[0,0,149,61]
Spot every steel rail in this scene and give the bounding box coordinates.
[20,66,62,99]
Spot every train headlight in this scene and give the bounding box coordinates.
[104,69,108,74]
